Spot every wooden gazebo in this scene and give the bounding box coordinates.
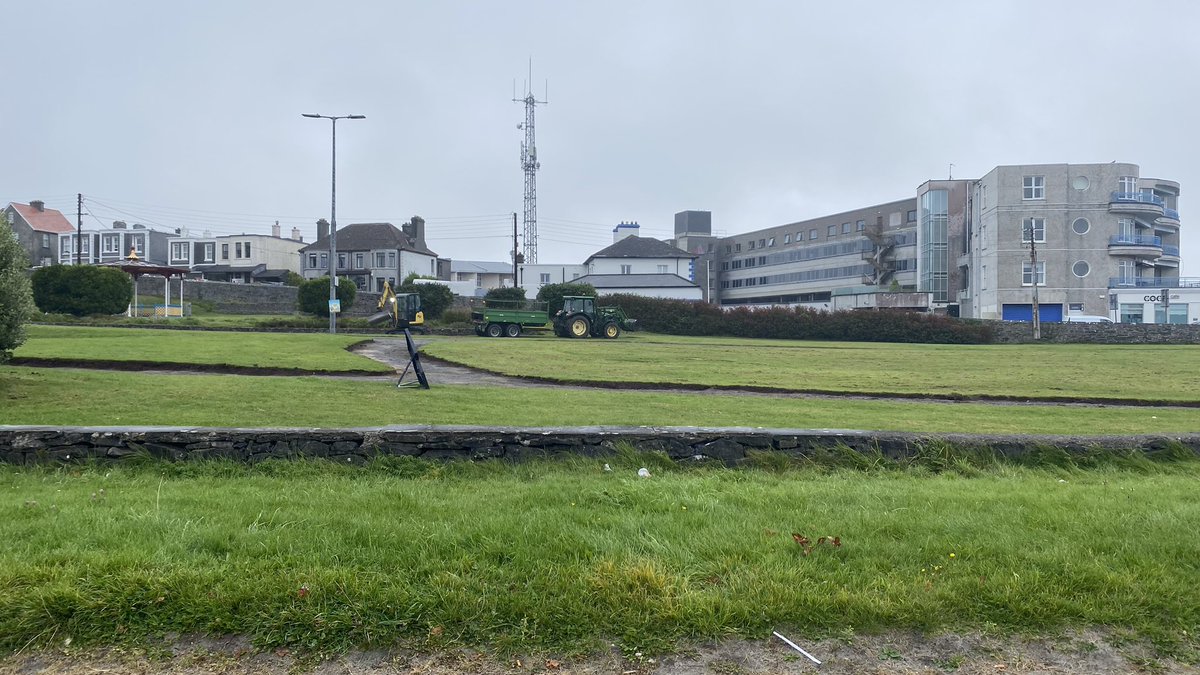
[98,249,191,317]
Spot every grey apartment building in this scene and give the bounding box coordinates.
[708,162,1189,323]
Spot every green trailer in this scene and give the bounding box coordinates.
[471,299,551,337]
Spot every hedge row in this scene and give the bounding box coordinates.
[600,294,994,344]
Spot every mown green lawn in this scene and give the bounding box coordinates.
[1,459,1197,655]
[13,325,391,373]
[0,367,1195,434]
[423,333,1200,402]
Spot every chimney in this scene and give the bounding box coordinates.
[30,200,45,212]
[113,221,127,229]
[402,215,427,249]
[291,226,302,241]
[612,221,640,243]
[317,218,329,241]
[272,221,281,238]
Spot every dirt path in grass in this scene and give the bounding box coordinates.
[4,629,1195,674]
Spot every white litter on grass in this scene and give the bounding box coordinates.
[773,631,821,665]
[603,463,612,472]
[637,468,651,478]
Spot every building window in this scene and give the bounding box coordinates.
[981,185,987,209]
[129,236,144,255]
[657,264,668,273]
[202,243,214,262]
[1021,261,1045,286]
[387,252,396,268]
[1071,218,1090,235]
[1023,175,1045,200]
[809,229,817,240]
[735,243,741,252]
[244,242,251,258]
[906,209,917,223]
[842,222,851,234]
[1072,260,1090,278]
[354,253,364,269]
[337,253,347,269]
[827,224,836,237]
[725,245,731,254]
[1119,303,1143,324]
[319,253,328,269]
[767,237,775,247]
[1117,259,1136,284]
[856,219,865,231]
[375,252,386,267]
[539,273,551,284]
[235,242,243,258]
[60,238,71,257]
[1118,176,1137,194]
[749,240,756,250]
[308,253,318,269]
[171,242,188,260]
[222,243,229,260]
[758,239,766,248]
[620,264,632,274]
[42,234,51,248]
[784,234,791,244]
[1021,217,1045,243]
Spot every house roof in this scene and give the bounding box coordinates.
[584,236,696,263]
[574,273,699,289]
[451,260,513,275]
[8,202,75,234]
[299,222,437,257]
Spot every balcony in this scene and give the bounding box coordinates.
[1108,276,1200,288]
[1108,234,1162,258]
[1109,191,1165,217]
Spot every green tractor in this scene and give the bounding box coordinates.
[552,296,638,339]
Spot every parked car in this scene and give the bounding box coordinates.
[1064,315,1114,323]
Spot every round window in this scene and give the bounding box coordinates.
[1072,176,1090,191]
[1072,260,1090,278]
[1071,218,1090,235]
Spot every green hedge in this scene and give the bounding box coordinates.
[30,265,133,317]
[297,277,356,317]
[600,294,994,344]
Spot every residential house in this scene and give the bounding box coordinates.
[191,224,305,283]
[450,260,516,295]
[58,220,176,266]
[299,217,438,292]
[4,200,75,267]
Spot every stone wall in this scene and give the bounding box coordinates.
[989,321,1200,344]
[134,278,382,316]
[1,426,1195,466]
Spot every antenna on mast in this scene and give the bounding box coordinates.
[512,60,548,264]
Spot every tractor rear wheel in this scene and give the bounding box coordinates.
[602,322,620,339]
[486,323,504,338]
[505,323,521,338]
[569,316,591,338]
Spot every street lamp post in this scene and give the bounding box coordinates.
[302,112,366,334]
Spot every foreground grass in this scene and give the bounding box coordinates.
[1,456,1197,656]
[1,367,1197,433]
[13,325,391,373]
[423,334,1200,402]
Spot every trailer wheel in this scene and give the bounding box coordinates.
[486,323,504,338]
[602,322,620,339]
[505,323,521,338]
[569,316,591,338]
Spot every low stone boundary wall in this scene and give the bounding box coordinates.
[2,426,1196,466]
[989,321,1200,344]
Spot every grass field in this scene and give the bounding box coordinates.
[423,333,1200,402]
[13,325,392,373]
[1,456,1198,657]
[2,367,1198,433]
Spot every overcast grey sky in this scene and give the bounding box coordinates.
[4,0,1197,273]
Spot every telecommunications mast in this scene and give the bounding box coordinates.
[513,63,547,263]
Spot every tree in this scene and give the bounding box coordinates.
[30,265,133,316]
[0,218,34,362]
[398,281,454,320]
[283,271,305,287]
[483,286,528,306]
[536,282,597,315]
[297,276,357,317]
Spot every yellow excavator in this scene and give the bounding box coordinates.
[369,281,424,332]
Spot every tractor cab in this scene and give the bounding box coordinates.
[560,296,594,316]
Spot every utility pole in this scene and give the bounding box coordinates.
[1027,221,1040,340]
[76,193,83,265]
[513,62,547,264]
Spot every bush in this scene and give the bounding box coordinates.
[436,307,472,325]
[0,221,34,361]
[399,282,454,320]
[30,265,133,317]
[483,286,529,306]
[297,276,356,317]
[283,271,305,287]
[600,294,994,344]
[536,282,597,315]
